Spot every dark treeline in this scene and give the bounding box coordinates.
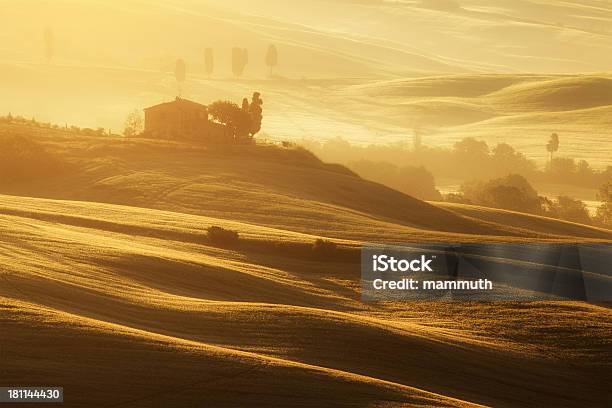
[42,25,279,79]
[208,92,263,141]
[299,137,611,227]
[175,43,278,79]
[451,174,609,226]
[300,136,612,189]
[0,114,113,136]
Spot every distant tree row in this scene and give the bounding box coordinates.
[169,45,277,95]
[301,135,612,189]
[41,26,279,79]
[449,174,611,227]
[299,136,611,226]
[177,44,278,83]
[1,114,112,136]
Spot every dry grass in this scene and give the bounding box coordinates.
[0,126,610,406]
[1,194,610,407]
[0,1,610,405]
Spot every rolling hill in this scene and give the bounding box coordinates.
[1,1,611,406]
[1,123,609,241]
[1,194,610,407]
[339,73,612,168]
[0,125,610,407]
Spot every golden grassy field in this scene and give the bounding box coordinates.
[1,1,611,406]
[0,127,610,407]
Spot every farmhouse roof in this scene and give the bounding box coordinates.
[144,97,208,111]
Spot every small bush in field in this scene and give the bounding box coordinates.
[207,226,239,246]
[281,141,294,148]
[312,239,337,258]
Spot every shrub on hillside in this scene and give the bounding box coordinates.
[453,174,598,225]
[549,196,592,225]
[595,181,611,227]
[208,100,252,141]
[207,226,239,246]
[445,193,471,204]
[460,174,542,213]
[312,239,337,259]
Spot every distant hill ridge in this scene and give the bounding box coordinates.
[0,122,610,241]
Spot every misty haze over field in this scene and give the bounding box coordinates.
[1,0,611,167]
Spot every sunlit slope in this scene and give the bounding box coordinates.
[342,73,612,167]
[207,0,612,74]
[2,300,474,408]
[1,128,610,240]
[1,197,610,407]
[434,202,612,239]
[344,74,612,118]
[485,77,612,112]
